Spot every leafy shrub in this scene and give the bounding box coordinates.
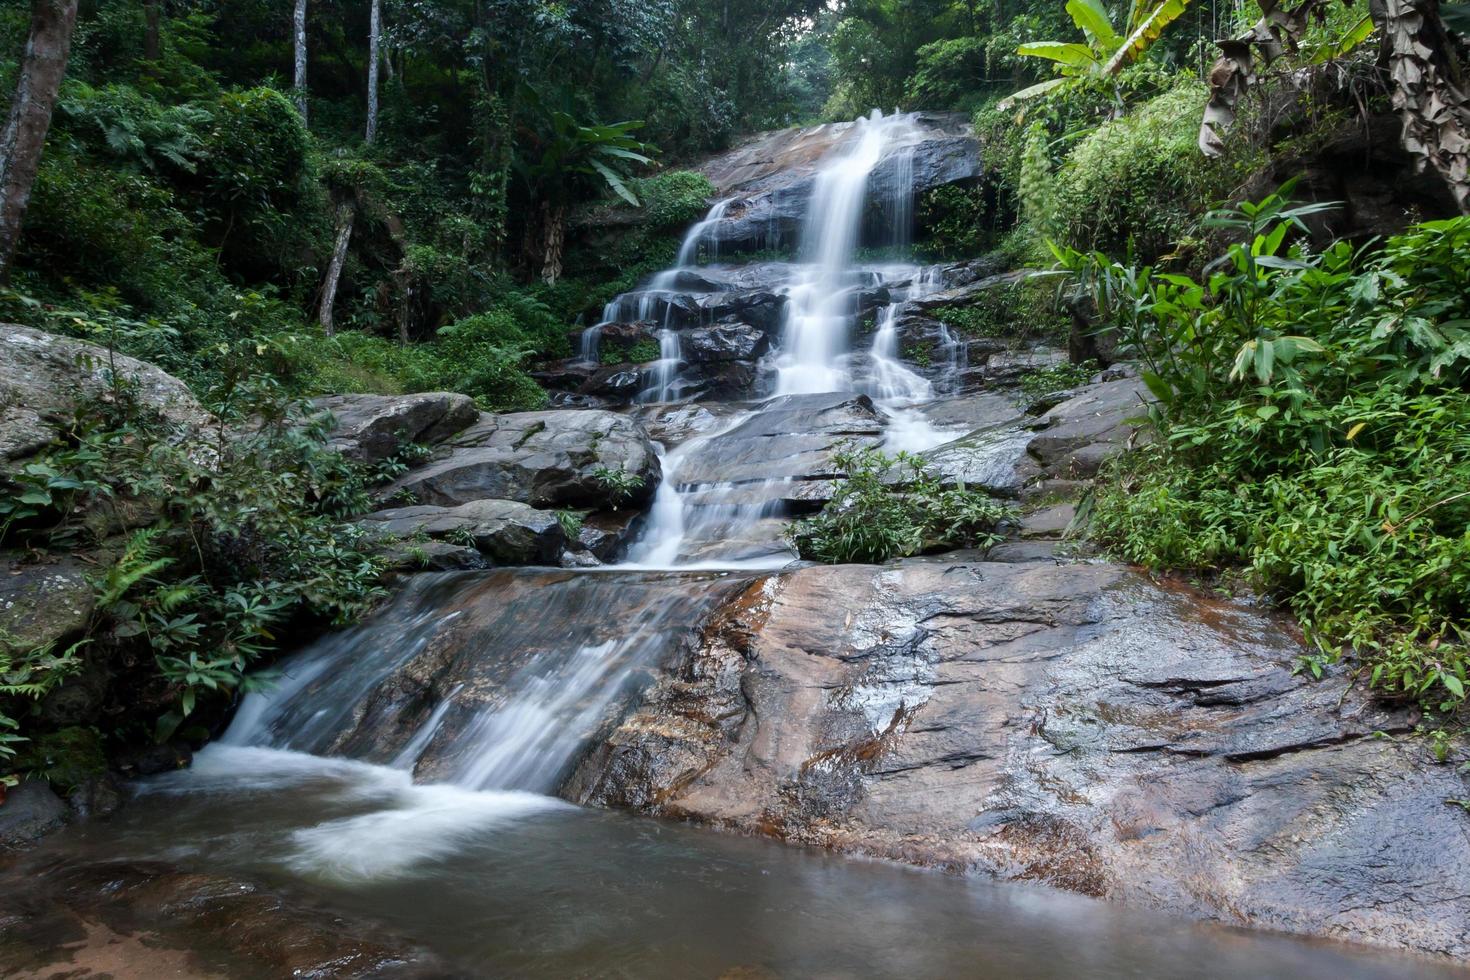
[930,275,1068,342]
[631,170,715,227]
[916,183,998,259]
[1066,196,1470,708]
[789,445,1010,564]
[1054,82,1231,260]
[592,466,646,508]
[1020,359,1098,399]
[0,374,396,770]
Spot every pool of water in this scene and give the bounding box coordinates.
[4,745,1460,979]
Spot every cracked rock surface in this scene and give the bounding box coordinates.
[565,557,1470,959]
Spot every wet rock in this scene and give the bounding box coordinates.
[575,510,644,563]
[1026,377,1152,480]
[568,559,1470,960]
[682,323,769,363]
[313,392,479,463]
[249,570,751,778]
[978,346,1069,385]
[693,113,982,256]
[112,741,192,778]
[0,554,95,657]
[0,325,214,476]
[584,365,646,399]
[384,410,660,509]
[919,424,1031,496]
[0,779,69,851]
[359,499,566,566]
[699,290,788,334]
[683,361,760,402]
[673,393,884,488]
[380,540,491,573]
[1018,502,1077,538]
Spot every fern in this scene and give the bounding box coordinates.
[96,528,174,609]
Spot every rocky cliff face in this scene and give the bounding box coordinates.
[566,557,1470,960]
[688,111,982,255]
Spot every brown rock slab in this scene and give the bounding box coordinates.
[566,558,1470,960]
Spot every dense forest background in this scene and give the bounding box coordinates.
[5,0,1458,414]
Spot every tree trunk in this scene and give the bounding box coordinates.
[539,201,565,285]
[318,203,355,336]
[365,0,381,143]
[0,0,79,282]
[143,0,160,61]
[293,0,308,125]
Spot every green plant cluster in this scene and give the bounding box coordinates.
[929,275,1068,343]
[1020,359,1098,399]
[1062,192,1470,708]
[789,445,1010,564]
[0,376,406,781]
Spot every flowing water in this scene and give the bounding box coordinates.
[3,113,1455,979]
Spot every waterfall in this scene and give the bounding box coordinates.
[635,328,682,403]
[673,197,733,267]
[222,570,746,794]
[774,111,922,396]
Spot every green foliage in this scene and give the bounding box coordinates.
[1054,82,1230,259]
[601,337,661,365]
[1064,196,1470,708]
[592,466,646,508]
[15,726,107,792]
[916,183,997,258]
[1020,359,1098,398]
[789,445,1010,563]
[930,276,1069,343]
[526,113,654,208]
[906,36,988,110]
[630,170,715,227]
[1018,122,1059,240]
[555,510,586,538]
[1011,0,1193,103]
[0,377,394,761]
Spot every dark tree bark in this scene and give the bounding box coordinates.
[365,0,381,143]
[318,202,355,336]
[0,0,79,282]
[143,0,161,61]
[293,0,308,124]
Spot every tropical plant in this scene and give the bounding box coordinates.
[523,110,654,283]
[1010,0,1192,107]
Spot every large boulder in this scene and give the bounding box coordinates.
[672,392,884,489]
[358,499,567,566]
[565,558,1470,960]
[313,392,479,463]
[0,779,70,851]
[0,554,96,657]
[382,410,661,509]
[0,325,213,475]
[681,323,767,365]
[1025,377,1151,480]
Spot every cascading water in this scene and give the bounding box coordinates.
[775,110,922,396]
